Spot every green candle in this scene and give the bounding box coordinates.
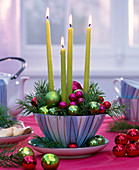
[61,36,66,102]
[46,7,54,91]
[67,14,73,103]
[84,15,92,93]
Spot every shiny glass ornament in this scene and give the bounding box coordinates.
[67,143,78,148]
[45,91,61,107]
[17,147,34,159]
[87,138,99,147]
[74,90,84,98]
[48,107,58,115]
[69,101,76,106]
[72,81,83,92]
[126,143,139,157]
[95,135,105,145]
[115,133,128,145]
[58,101,67,109]
[39,106,49,114]
[68,105,79,115]
[89,101,100,114]
[69,93,77,101]
[41,153,59,170]
[112,144,126,157]
[22,155,37,170]
[126,129,139,143]
[103,101,111,109]
[99,104,105,114]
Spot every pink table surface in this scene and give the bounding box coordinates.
[1,116,139,170]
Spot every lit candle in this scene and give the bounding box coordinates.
[84,15,92,93]
[60,36,66,102]
[67,14,73,103]
[46,7,54,91]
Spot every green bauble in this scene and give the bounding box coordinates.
[68,105,79,115]
[48,107,58,115]
[89,101,100,114]
[45,91,61,107]
[95,135,105,145]
[41,153,59,170]
[17,147,34,159]
[39,106,49,114]
[87,137,99,147]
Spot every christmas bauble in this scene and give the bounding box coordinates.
[17,147,34,159]
[72,81,83,92]
[58,102,67,109]
[87,137,99,147]
[103,101,111,109]
[77,98,84,104]
[69,93,77,101]
[74,90,84,98]
[48,107,58,115]
[126,129,139,143]
[68,105,79,115]
[98,96,104,103]
[67,143,78,148]
[112,144,126,157]
[69,101,77,106]
[95,135,105,145]
[45,91,61,107]
[89,101,100,114]
[41,153,59,170]
[22,156,37,170]
[99,104,105,114]
[115,133,128,145]
[126,143,138,157]
[39,106,49,114]
[31,97,38,108]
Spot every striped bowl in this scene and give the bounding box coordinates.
[33,113,105,147]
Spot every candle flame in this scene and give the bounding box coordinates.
[88,15,92,26]
[46,7,49,18]
[69,14,72,26]
[61,36,64,47]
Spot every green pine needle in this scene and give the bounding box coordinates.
[0,143,22,168]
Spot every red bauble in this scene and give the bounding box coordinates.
[113,144,126,157]
[69,93,77,101]
[72,81,83,92]
[67,143,78,148]
[31,97,38,108]
[103,101,111,109]
[22,156,37,170]
[98,96,104,103]
[126,143,139,157]
[69,101,76,106]
[99,104,105,114]
[115,133,128,145]
[58,102,67,109]
[77,98,84,104]
[75,90,83,98]
[126,129,139,143]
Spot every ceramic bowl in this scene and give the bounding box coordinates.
[33,113,105,147]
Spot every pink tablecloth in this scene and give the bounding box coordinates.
[2,116,139,170]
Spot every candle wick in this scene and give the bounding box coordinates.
[88,24,91,27]
[46,16,49,19]
[61,45,64,48]
[69,24,72,27]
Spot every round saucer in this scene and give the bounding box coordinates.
[28,138,109,159]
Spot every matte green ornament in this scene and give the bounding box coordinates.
[95,135,105,145]
[68,105,79,115]
[45,91,61,107]
[39,106,49,114]
[89,101,100,114]
[41,153,59,170]
[48,107,58,115]
[17,147,34,159]
[87,138,99,147]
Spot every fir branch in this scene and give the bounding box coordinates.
[108,119,139,133]
[0,104,17,128]
[31,134,65,148]
[0,143,22,168]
